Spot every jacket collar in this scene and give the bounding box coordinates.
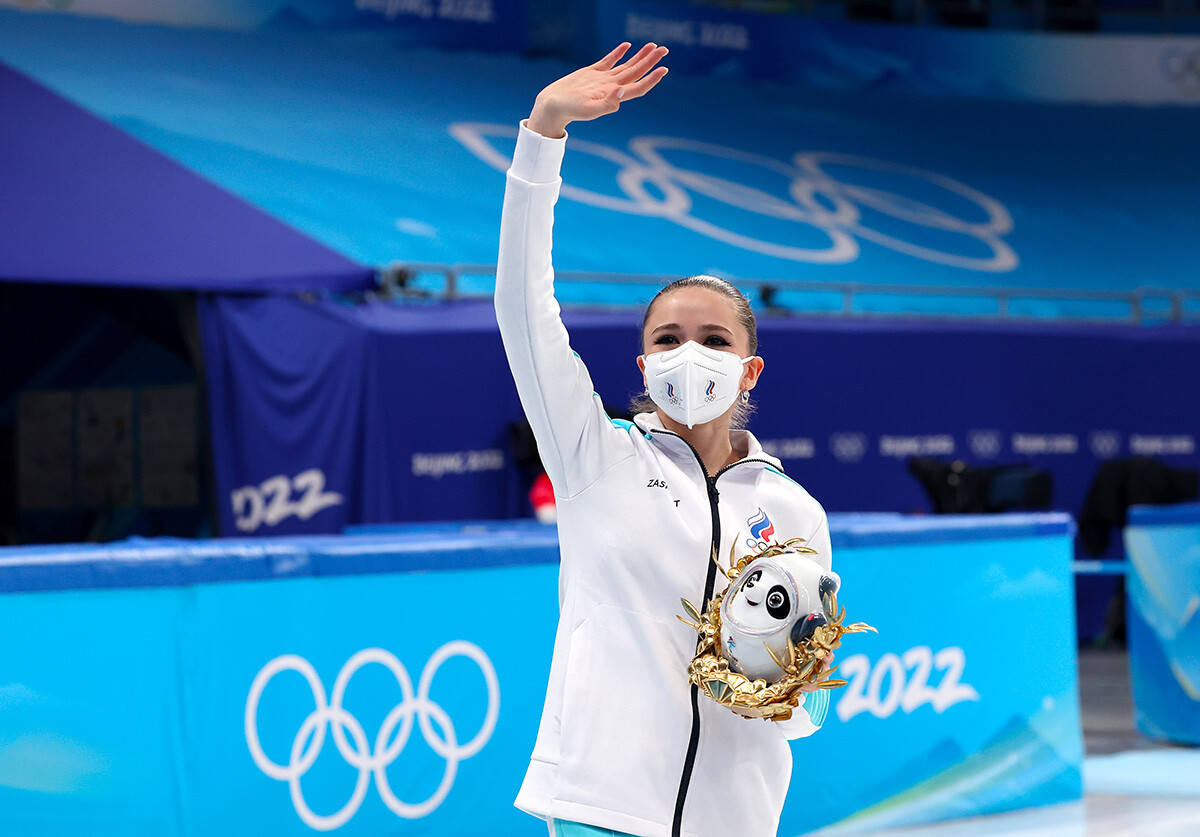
[632,411,783,471]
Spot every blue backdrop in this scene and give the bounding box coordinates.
[1,10,1197,294]
[200,295,1200,546]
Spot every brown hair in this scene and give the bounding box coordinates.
[634,275,759,426]
[640,275,758,355]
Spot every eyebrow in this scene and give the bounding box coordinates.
[650,323,735,336]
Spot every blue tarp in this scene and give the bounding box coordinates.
[0,61,371,291]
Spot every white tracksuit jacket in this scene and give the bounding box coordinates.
[496,122,833,837]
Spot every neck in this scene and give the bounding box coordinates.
[658,410,739,475]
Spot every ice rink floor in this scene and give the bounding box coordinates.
[844,648,1200,837]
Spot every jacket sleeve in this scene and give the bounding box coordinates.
[495,122,630,499]
[805,511,833,572]
[776,689,831,740]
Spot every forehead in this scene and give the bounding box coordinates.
[645,286,742,330]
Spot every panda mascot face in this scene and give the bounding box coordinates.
[718,550,840,683]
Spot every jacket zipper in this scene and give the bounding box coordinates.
[652,428,777,837]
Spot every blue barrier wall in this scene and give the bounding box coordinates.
[199,298,1200,541]
[1124,503,1200,745]
[197,298,1194,643]
[0,514,1081,835]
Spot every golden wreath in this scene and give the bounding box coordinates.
[677,538,877,722]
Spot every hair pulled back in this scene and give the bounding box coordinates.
[640,275,758,355]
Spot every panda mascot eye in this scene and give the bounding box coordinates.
[765,586,790,619]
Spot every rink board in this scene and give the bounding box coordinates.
[0,514,1080,835]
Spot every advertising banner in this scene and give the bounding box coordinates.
[0,0,525,49]
[783,530,1082,832]
[201,292,1200,551]
[198,295,524,536]
[0,518,1080,834]
[189,564,552,836]
[1124,504,1200,745]
[597,0,1200,104]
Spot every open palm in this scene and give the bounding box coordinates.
[527,42,669,138]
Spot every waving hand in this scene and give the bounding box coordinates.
[527,42,669,139]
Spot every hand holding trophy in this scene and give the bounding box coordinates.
[679,538,877,722]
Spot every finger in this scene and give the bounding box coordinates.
[592,42,632,71]
[612,42,657,77]
[618,66,668,101]
[615,45,668,84]
[614,44,664,83]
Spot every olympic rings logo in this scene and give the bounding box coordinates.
[1161,46,1200,97]
[245,643,500,831]
[450,122,1018,273]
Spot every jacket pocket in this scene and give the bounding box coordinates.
[555,603,694,821]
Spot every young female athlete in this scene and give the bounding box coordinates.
[495,43,834,837]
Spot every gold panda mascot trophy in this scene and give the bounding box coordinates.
[678,538,876,721]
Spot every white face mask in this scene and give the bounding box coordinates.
[642,340,752,429]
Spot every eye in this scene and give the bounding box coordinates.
[766,586,790,619]
[742,569,761,590]
[653,335,680,345]
[703,335,731,347]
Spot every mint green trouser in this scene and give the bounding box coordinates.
[549,819,637,837]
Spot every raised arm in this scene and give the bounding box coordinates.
[494,45,667,498]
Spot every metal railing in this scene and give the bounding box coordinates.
[377,262,1200,324]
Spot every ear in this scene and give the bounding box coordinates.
[637,354,648,390]
[741,356,765,393]
[819,572,841,601]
